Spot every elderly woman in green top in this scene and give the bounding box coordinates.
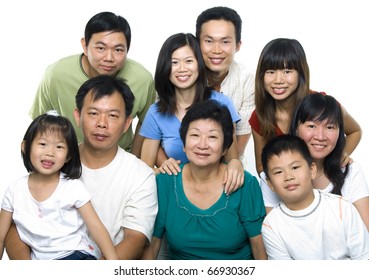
[142,99,267,260]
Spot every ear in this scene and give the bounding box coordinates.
[21,141,26,154]
[310,162,317,180]
[81,37,87,56]
[73,109,81,127]
[235,41,242,52]
[266,176,276,193]
[122,115,133,134]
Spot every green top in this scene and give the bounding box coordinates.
[154,165,266,260]
[29,54,156,151]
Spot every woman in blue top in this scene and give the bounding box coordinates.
[140,33,243,194]
[142,99,267,260]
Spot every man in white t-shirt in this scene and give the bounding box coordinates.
[5,75,158,259]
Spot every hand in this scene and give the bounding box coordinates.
[340,152,353,168]
[223,158,244,195]
[158,158,181,175]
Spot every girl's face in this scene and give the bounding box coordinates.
[184,119,226,167]
[296,119,339,160]
[263,69,299,101]
[170,45,199,90]
[29,130,69,176]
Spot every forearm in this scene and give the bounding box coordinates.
[236,133,251,157]
[131,122,144,158]
[115,229,147,260]
[5,224,31,260]
[344,130,362,156]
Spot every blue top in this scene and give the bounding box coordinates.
[139,91,241,163]
[153,165,266,259]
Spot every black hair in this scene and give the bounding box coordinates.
[195,6,242,44]
[180,99,233,152]
[289,93,348,195]
[84,11,131,52]
[75,75,135,118]
[22,112,81,179]
[262,134,313,179]
[154,33,212,115]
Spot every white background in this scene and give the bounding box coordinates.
[0,0,368,264]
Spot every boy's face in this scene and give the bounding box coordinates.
[74,90,132,154]
[266,150,317,210]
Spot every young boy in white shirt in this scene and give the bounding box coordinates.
[261,134,369,260]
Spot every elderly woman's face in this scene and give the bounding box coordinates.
[184,118,226,166]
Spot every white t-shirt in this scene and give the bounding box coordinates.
[2,174,99,260]
[81,147,158,249]
[262,189,369,260]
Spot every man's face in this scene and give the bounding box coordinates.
[199,19,240,76]
[81,31,128,77]
[74,90,132,154]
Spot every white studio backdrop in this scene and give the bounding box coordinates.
[0,0,367,223]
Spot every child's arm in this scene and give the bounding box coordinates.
[0,210,13,259]
[78,202,118,260]
[249,234,267,260]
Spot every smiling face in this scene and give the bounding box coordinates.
[296,119,339,162]
[28,130,69,177]
[266,150,316,210]
[81,31,128,77]
[169,45,199,91]
[263,68,299,101]
[184,119,227,167]
[199,19,240,77]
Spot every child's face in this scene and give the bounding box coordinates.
[263,69,299,101]
[266,150,316,210]
[30,131,69,176]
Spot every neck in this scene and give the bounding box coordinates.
[79,143,118,169]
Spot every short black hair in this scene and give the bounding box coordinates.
[180,99,233,152]
[75,75,135,118]
[261,134,313,179]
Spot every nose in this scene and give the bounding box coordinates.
[284,171,295,182]
[104,49,114,61]
[197,135,208,149]
[274,70,285,83]
[314,126,326,140]
[211,42,222,54]
[97,114,108,128]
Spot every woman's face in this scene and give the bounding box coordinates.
[296,119,339,160]
[263,68,299,101]
[184,119,226,167]
[169,45,199,90]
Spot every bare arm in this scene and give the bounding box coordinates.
[130,121,145,158]
[353,197,369,231]
[78,201,118,260]
[249,234,268,260]
[0,210,13,259]
[4,223,31,260]
[252,128,266,176]
[236,133,251,157]
[223,125,244,194]
[115,228,148,259]
[341,105,362,166]
[140,138,161,174]
[141,237,162,260]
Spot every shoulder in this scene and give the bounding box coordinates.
[118,147,154,174]
[229,61,254,78]
[118,58,153,79]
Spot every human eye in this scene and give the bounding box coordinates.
[109,113,119,119]
[272,170,282,176]
[171,60,178,66]
[284,69,294,74]
[265,70,275,75]
[204,38,212,45]
[292,165,301,170]
[56,144,65,150]
[305,121,316,128]
[326,123,337,130]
